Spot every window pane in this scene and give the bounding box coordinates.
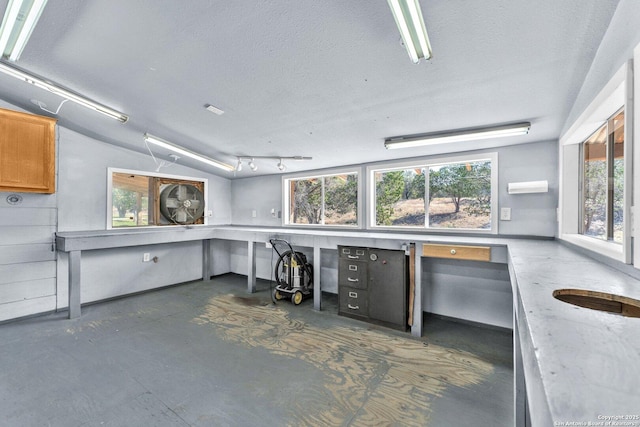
[112,173,151,227]
[375,169,425,227]
[428,161,491,229]
[324,173,358,225]
[289,178,322,224]
[583,125,607,240]
[612,110,624,243]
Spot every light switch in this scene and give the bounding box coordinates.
[500,207,511,221]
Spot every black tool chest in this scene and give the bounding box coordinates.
[337,246,408,330]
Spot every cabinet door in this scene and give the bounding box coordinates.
[0,108,57,193]
[368,249,407,328]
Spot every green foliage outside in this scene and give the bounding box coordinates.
[375,171,405,225]
[583,158,624,242]
[375,161,491,227]
[291,174,358,225]
[113,188,137,219]
[430,162,491,215]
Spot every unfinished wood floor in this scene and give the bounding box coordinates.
[0,274,513,426]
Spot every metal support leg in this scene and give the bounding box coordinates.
[68,250,81,319]
[313,245,321,311]
[202,239,211,280]
[247,240,256,293]
[411,244,423,337]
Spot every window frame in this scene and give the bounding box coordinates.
[107,167,209,230]
[559,62,632,263]
[282,167,362,228]
[366,152,498,233]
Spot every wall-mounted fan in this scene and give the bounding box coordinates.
[159,183,205,224]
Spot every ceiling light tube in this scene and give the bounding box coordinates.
[0,0,48,62]
[387,0,432,63]
[0,61,128,122]
[384,122,531,149]
[144,133,235,172]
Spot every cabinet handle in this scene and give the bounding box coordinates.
[348,304,359,310]
[347,277,359,282]
[349,292,358,298]
[347,255,358,259]
[450,249,456,255]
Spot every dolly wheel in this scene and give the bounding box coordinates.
[292,291,303,305]
[273,289,284,301]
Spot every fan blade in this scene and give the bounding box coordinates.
[177,209,187,223]
[177,185,187,201]
[188,200,200,209]
[165,198,180,208]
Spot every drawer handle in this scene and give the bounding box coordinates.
[348,255,358,259]
[450,249,456,255]
[347,277,359,282]
[348,304,359,310]
[349,291,358,298]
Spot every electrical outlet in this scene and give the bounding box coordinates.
[143,253,151,262]
[271,208,276,218]
[500,207,511,221]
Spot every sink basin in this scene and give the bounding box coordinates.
[553,289,640,318]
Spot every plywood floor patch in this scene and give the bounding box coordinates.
[193,294,493,426]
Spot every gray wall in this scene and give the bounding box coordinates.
[0,100,58,321]
[0,96,233,319]
[55,126,232,308]
[231,140,559,237]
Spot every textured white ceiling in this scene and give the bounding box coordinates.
[0,0,620,177]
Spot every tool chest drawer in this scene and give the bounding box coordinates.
[338,258,368,289]
[339,287,369,318]
[338,246,368,261]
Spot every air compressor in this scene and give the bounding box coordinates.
[269,239,313,305]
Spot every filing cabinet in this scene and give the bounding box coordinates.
[338,246,408,330]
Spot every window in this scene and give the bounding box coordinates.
[108,168,207,229]
[559,61,630,263]
[581,109,624,243]
[284,171,358,226]
[369,154,497,232]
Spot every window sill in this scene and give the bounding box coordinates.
[560,233,624,262]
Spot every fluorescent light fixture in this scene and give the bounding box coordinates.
[508,180,548,194]
[205,104,224,115]
[0,61,129,122]
[144,133,235,172]
[0,0,48,61]
[387,0,432,63]
[384,122,531,149]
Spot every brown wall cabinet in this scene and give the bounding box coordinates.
[0,108,57,194]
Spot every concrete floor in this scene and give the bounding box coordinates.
[0,274,513,426]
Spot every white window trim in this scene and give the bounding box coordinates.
[366,152,498,234]
[559,61,632,263]
[282,167,363,228]
[107,167,209,230]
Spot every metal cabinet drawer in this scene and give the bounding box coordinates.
[339,287,368,317]
[338,259,367,289]
[338,246,368,261]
